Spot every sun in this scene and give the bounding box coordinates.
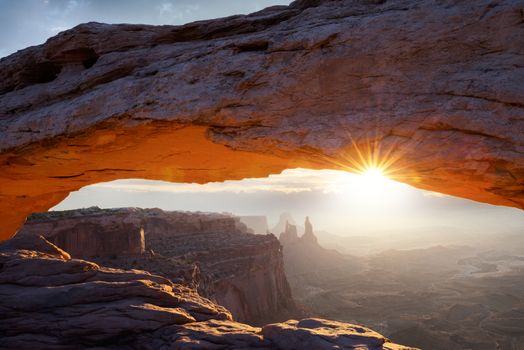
[356,167,390,193]
[361,167,385,181]
[329,166,396,197]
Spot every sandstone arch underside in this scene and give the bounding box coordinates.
[0,0,523,240]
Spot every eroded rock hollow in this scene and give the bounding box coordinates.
[1,0,523,240]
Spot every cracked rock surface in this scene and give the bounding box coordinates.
[1,0,523,238]
[0,235,416,349]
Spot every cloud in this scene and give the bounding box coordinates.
[157,2,201,21]
[90,169,357,194]
[422,191,449,198]
[49,25,70,33]
[66,0,78,12]
[88,168,412,197]
[158,2,173,16]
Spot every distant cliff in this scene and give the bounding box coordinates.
[279,217,361,296]
[18,207,299,325]
[20,207,146,258]
[272,212,297,236]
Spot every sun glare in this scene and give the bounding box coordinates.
[361,167,385,182]
[329,165,407,209]
[356,167,392,195]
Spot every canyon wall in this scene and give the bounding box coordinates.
[1,0,523,239]
[18,207,298,325]
[0,235,415,349]
[20,208,145,258]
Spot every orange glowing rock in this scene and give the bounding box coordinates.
[1,0,523,240]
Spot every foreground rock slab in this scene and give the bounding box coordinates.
[0,236,231,349]
[262,319,410,350]
[1,0,523,239]
[0,235,416,349]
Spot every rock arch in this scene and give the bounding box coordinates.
[1,0,523,240]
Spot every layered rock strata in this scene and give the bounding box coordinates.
[0,235,230,349]
[18,207,297,325]
[0,235,416,349]
[21,208,145,258]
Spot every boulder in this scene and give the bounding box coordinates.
[262,318,413,350]
[0,235,230,349]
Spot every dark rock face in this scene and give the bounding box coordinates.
[0,0,523,239]
[18,207,298,325]
[0,234,416,349]
[21,210,145,258]
[159,235,295,325]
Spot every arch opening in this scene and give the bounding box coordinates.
[1,121,523,241]
[50,168,524,241]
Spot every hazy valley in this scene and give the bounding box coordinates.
[2,207,416,349]
[9,206,524,349]
[279,216,524,350]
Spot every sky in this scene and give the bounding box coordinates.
[53,169,524,237]
[3,1,524,237]
[0,0,293,58]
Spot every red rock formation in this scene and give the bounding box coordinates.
[279,216,318,245]
[0,234,416,349]
[279,221,300,246]
[279,216,358,291]
[0,235,231,349]
[18,207,298,325]
[142,209,299,325]
[1,0,523,239]
[19,208,145,258]
[261,318,410,350]
[302,216,318,245]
